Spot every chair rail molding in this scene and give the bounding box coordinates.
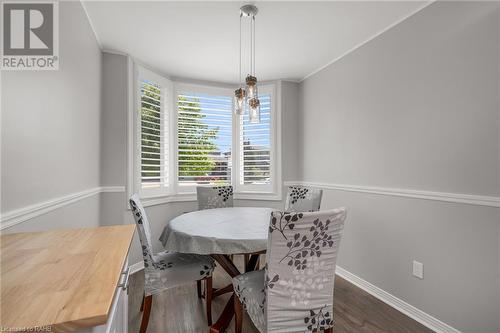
[0,186,126,230]
[284,181,500,208]
[335,266,461,333]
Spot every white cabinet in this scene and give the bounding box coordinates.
[79,260,129,333]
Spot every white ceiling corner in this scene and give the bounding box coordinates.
[82,1,430,84]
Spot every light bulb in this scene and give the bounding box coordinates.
[233,88,246,115]
[246,84,255,99]
[245,75,257,100]
[248,97,260,124]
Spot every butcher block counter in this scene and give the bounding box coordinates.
[0,225,135,333]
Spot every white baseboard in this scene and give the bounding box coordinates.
[284,181,500,208]
[335,266,461,333]
[0,186,125,230]
[129,261,144,274]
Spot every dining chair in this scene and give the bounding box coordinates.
[196,185,234,210]
[232,208,347,333]
[196,185,246,265]
[285,185,323,212]
[129,194,216,333]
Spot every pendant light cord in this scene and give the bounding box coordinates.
[250,14,253,76]
[252,15,256,76]
[239,13,242,87]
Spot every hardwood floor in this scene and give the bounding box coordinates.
[128,257,434,333]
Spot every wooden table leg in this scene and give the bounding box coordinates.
[209,294,235,333]
[209,255,242,333]
[212,254,241,278]
[213,284,233,297]
[245,254,260,272]
[209,253,263,333]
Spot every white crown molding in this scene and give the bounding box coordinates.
[80,0,102,50]
[284,181,500,208]
[335,266,461,333]
[299,1,434,82]
[0,186,126,230]
[102,49,129,57]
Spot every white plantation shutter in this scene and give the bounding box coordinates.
[239,86,274,192]
[133,74,280,200]
[137,67,171,197]
[177,89,233,188]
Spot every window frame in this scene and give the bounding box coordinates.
[133,65,173,199]
[129,64,282,204]
[233,83,281,200]
[173,82,236,195]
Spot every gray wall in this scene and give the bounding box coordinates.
[99,53,128,226]
[299,2,500,332]
[101,53,128,189]
[1,2,102,232]
[281,81,301,182]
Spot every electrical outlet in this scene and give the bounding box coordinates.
[412,260,424,279]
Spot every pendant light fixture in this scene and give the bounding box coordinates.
[233,8,246,116]
[234,4,260,124]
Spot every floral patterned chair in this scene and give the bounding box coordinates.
[196,185,234,210]
[232,208,347,333]
[129,194,216,333]
[197,185,244,264]
[285,185,323,212]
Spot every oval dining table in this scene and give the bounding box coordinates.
[159,207,275,333]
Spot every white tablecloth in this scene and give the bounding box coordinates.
[159,207,275,255]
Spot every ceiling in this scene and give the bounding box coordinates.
[83,1,429,84]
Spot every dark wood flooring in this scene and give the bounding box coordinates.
[128,257,434,333]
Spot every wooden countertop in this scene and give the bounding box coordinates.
[0,225,135,332]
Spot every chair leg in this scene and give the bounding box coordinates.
[243,254,249,272]
[139,295,152,333]
[234,295,243,333]
[206,277,213,326]
[325,328,333,333]
[197,280,202,299]
[140,292,145,312]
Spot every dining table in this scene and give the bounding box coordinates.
[159,206,275,333]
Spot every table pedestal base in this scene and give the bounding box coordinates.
[209,254,260,333]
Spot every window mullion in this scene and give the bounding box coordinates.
[232,99,240,191]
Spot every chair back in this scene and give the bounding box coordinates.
[129,194,156,268]
[285,185,323,212]
[196,186,234,210]
[265,208,347,332]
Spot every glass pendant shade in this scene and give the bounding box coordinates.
[248,97,261,124]
[233,88,246,115]
[245,75,257,99]
[246,84,255,99]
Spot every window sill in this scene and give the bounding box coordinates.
[234,192,282,201]
[138,192,282,208]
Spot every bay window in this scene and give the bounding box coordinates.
[135,66,172,198]
[133,65,280,202]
